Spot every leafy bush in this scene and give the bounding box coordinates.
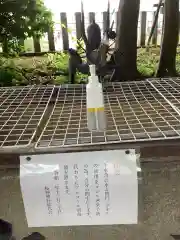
[54,76,69,84]
[3,38,25,56]
[0,57,28,86]
[47,52,69,73]
[1,47,180,87]
[0,51,88,86]
[137,48,160,77]
[0,0,53,54]
[46,52,88,84]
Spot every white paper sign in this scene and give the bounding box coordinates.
[20,150,138,227]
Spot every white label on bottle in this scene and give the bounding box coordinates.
[20,150,138,227]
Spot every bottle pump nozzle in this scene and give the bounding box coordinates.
[89,65,96,76]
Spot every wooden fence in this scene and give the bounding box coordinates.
[19,11,166,54]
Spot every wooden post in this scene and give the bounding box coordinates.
[152,11,158,46]
[179,12,180,36]
[60,12,69,50]
[140,11,147,46]
[33,37,41,52]
[89,12,95,24]
[48,26,55,52]
[160,13,165,45]
[116,11,119,36]
[160,6,164,14]
[103,11,108,34]
[75,12,81,40]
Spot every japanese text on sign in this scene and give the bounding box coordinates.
[20,150,138,227]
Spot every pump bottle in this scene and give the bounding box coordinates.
[86,65,106,131]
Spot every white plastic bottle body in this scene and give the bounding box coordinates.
[86,79,106,132]
[96,108,106,131]
[86,109,97,131]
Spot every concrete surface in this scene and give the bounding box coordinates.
[1,161,180,240]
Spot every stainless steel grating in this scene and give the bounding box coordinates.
[36,81,180,149]
[0,85,54,148]
[149,78,180,113]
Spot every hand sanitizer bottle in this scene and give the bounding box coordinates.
[86,65,106,131]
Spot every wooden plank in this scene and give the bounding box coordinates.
[60,12,69,50]
[89,12,95,24]
[140,11,147,47]
[33,37,41,52]
[152,11,158,46]
[48,26,55,51]
[75,12,81,39]
[103,11,108,34]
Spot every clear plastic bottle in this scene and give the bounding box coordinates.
[86,65,106,132]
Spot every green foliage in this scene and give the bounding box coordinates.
[54,76,69,84]
[47,53,69,73]
[29,0,53,38]
[3,47,179,87]
[0,51,88,86]
[76,72,88,83]
[137,48,160,77]
[0,57,28,86]
[176,51,180,73]
[137,47,180,77]
[5,38,25,56]
[46,52,88,84]
[0,0,53,53]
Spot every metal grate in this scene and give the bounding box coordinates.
[0,86,54,148]
[149,78,180,113]
[36,82,180,149]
